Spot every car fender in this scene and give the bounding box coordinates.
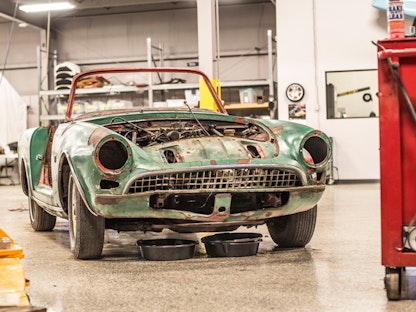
[63,152,100,217]
[259,119,332,176]
[51,122,136,216]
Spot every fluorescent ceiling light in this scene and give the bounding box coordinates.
[19,2,75,13]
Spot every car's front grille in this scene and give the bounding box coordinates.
[127,167,300,194]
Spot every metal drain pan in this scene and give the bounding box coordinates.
[137,239,197,261]
[201,233,262,257]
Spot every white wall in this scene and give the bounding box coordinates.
[0,23,42,95]
[276,0,413,180]
[0,23,45,129]
[51,4,275,82]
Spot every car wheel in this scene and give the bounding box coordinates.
[267,205,317,248]
[68,174,104,259]
[28,192,56,231]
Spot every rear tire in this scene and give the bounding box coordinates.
[29,197,56,231]
[23,161,56,231]
[267,205,317,248]
[68,174,104,259]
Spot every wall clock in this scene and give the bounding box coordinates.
[285,83,305,102]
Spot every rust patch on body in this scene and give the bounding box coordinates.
[39,126,57,186]
[95,195,123,205]
[271,126,283,136]
[237,159,250,164]
[88,127,113,146]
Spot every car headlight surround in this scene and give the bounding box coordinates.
[300,132,331,170]
[95,136,132,174]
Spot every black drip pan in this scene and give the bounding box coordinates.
[201,232,262,257]
[137,239,198,261]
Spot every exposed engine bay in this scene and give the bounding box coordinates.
[105,117,270,147]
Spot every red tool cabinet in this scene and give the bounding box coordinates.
[377,38,416,300]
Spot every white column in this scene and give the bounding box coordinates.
[196,0,216,78]
[146,37,153,105]
[38,29,48,126]
[276,0,318,127]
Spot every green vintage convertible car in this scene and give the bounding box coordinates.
[19,68,331,259]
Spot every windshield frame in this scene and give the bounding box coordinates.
[66,67,227,122]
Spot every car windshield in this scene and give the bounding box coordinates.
[64,68,226,121]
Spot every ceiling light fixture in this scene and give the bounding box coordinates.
[19,2,75,13]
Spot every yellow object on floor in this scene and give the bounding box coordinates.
[0,228,30,307]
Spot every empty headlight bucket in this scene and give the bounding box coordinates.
[300,132,331,170]
[95,136,131,174]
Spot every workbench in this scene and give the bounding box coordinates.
[0,154,18,185]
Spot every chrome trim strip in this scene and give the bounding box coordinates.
[99,183,325,202]
[32,196,67,219]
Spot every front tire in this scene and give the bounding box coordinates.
[68,174,104,259]
[267,205,317,248]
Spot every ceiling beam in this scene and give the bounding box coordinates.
[0,12,45,30]
[0,2,47,29]
[71,0,194,10]
[0,0,271,27]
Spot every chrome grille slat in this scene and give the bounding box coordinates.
[127,168,300,194]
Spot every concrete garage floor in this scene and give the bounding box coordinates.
[1,183,416,311]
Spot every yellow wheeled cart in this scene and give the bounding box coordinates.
[0,228,46,311]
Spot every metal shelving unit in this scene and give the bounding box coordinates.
[37,30,276,124]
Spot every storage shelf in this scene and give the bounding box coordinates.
[220,80,271,88]
[38,32,276,124]
[224,103,269,110]
[40,115,74,121]
[40,85,146,96]
[41,103,269,121]
[39,79,272,97]
[39,83,272,123]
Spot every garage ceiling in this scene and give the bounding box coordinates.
[0,0,273,29]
